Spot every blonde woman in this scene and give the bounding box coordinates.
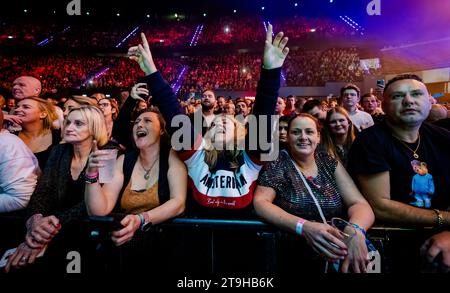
[14,97,60,170]
[6,106,108,272]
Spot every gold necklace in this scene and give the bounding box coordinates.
[140,157,159,180]
[394,133,421,159]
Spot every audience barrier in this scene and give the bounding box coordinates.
[0,214,438,273]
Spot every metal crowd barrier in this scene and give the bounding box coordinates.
[0,214,439,273]
[163,218,278,272]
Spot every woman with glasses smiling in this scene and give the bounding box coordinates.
[254,113,375,273]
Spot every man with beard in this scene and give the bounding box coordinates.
[190,89,217,136]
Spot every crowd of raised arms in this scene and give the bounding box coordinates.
[1,23,450,274]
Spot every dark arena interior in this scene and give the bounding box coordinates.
[1,0,450,281]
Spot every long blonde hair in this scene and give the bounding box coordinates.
[203,114,246,172]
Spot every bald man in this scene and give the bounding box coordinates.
[12,76,42,100]
[9,76,64,129]
[2,76,43,126]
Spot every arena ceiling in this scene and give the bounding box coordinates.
[2,0,449,44]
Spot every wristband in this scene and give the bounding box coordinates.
[85,171,99,179]
[295,218,306,236]
[351,223,367,236]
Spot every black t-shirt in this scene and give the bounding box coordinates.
[348,121,450,209]
[433,118,450,131]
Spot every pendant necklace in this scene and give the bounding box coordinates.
[140,157,159,180]
[393,133,421,159]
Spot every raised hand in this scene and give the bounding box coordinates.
[128,33,157,75]
[130,83,149,102]
[263,24,289,70]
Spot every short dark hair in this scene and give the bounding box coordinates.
[288,113,322,133]
[202,89,215,95]
[340,84,361,98]
[301,99,321,114]
[279,115,291,124]
[361,93,377,102]
[383,74,423,96]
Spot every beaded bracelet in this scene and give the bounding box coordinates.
[137,213,145,231]
[433,209,444,228]
[84,171,99,184]
[85,171,99,179]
